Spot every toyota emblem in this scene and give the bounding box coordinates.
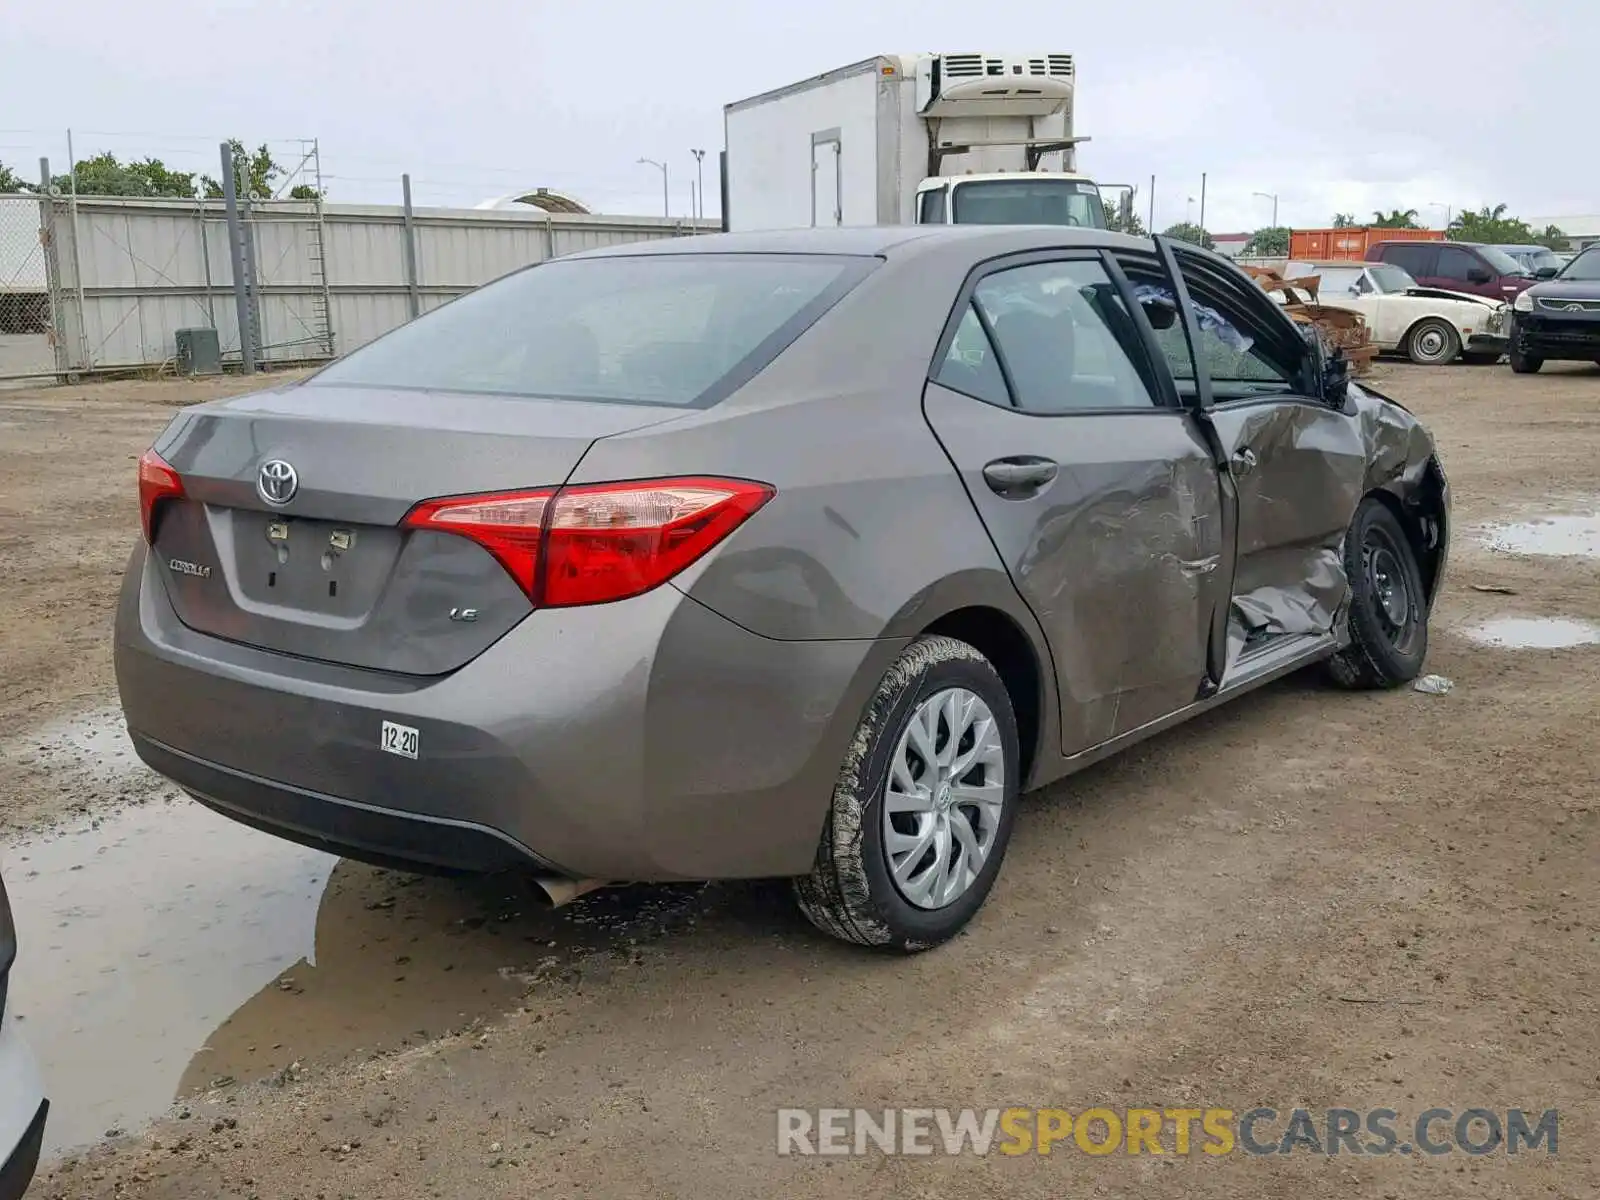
[257,459,299,506]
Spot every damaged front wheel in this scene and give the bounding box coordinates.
[1328,498,1430,690]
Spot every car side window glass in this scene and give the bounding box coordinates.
[1116,257,1295,398]
[919,189,946,224]
[934,302,1011,406]
[969,260,1162,413]
[1385,245,1433,276]
[1436,247,1480,282]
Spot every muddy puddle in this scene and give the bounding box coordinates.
[1461,617,1600,649]
[1476,510,1600,559]
[3,793,730,1157]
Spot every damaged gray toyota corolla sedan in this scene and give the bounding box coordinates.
[114,226,1449,951]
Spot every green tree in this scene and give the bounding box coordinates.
[1101,198,1148,236]
[0,160,29,193]
[1532,224,1568,251]
[1372,208,1420,229]
[49,152,200,198]
[1447,203,1561,246]
[1332,212,1356,227]
[1161,221,1215,251]
[201,140,280,200]
[1242,226,1289,256]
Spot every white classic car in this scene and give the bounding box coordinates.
[1285,259,1510,366]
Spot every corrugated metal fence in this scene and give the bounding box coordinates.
[5,193,717,379]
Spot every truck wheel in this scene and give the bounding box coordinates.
[1406,319,1460,365]
[794,635,1020,952]
[1327,498,1429,690]
[1509,347,1543,374]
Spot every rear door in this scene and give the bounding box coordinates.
[811,131,841,227]
[1116,241,1368,679]
[922,250,1227,753]
[1381,242,1442,291]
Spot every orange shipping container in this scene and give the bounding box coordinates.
[1288,226,1445,261]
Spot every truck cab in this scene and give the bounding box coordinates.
[914,172,1105,227]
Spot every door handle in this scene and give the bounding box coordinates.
[982,456,1058,498]
[1231,447,1258,476]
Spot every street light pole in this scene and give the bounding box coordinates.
[1253,191,1279,227]
[690,149,706,220]
[1426,201,1452,229]
[638,157,669,218]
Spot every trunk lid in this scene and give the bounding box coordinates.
[149,382,685,674]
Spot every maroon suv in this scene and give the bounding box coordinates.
[1365,240,1535,301]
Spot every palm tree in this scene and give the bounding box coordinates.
[1332,212,1356,228]
[1372,208,1420,229]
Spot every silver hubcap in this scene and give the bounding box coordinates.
[882,687,1006,910]
[1416,328,1446,360]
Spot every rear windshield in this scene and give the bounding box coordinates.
[310,253,870,407]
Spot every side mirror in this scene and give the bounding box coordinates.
[1466,267,1493,284]
[1534,265,1559,279]
[1141,296,1178,330]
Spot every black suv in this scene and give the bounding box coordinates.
[1509,245,1600,373]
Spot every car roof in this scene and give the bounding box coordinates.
[1290,260,1368,269]
[563,225,1152,262]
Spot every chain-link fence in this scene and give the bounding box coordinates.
[0,193,57,379]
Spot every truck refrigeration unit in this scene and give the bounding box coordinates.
[722,52,1110,233]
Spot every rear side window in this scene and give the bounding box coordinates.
[1381,243,1435,276]
[311,254,871,407]
[936,259,1162,413]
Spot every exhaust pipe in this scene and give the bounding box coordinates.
[529,876,608,907]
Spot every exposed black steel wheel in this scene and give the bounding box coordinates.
[1327,498,1430,689]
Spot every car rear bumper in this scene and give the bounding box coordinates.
[0,1014,46,1200]
[115,545,905,882]
[1512,314,1600,360]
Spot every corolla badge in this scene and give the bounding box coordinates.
[257,458,299,506]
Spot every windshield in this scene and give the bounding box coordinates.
[1560,248,1600,281]
[949,179,1106,228]
[1369,264,1416,293]
[310,254,867,407]
[1473,244,1530,277]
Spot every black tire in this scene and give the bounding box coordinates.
[1509,346,1543,373]
[1327,498,1430,690]
[1405,319,1460,366]
[794,634,1021,952]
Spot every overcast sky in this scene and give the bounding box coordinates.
[2,0,1593,231]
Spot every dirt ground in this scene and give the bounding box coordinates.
[2,361,1597,1199]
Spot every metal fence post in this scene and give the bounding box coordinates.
[220,142,256,373]
[400,174,420,319]
[36,157,67,378]
[240,189,265,364]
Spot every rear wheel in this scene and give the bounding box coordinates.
[1509,346,1544,373]
[1327,498,1430,690]
[795,635,1020,952]
[1406,319,1460,365]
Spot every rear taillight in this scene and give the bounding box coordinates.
[138,448,185,543]
[403,476,775,607]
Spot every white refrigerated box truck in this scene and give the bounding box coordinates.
[722,52,1109,233]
